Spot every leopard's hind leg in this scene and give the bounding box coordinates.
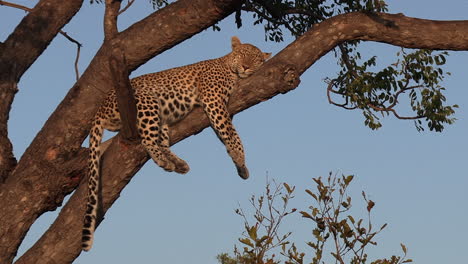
[135,92,188,173]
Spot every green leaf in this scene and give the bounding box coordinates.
[311,208,319,218]
[239,238,253,248]
[400,243,407,254]
[248,225,257,240]
[256,235,269,246]
[305,189,318,200]
[300,211,313,219]
[344,175,354,185]
[283,182,294,194]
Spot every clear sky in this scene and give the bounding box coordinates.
[2,1,467,263]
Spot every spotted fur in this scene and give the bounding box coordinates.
[82,36,271,251]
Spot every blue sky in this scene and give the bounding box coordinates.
[2,1,468,263]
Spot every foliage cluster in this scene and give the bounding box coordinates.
[240,0,457,131]
[243,0,387,42]
[218,174,412,264]
[329,48,456,131]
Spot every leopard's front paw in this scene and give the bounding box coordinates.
[159,159,176,172]
[174,160,190,174]
[166,154,190,174]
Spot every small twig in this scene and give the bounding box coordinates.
[386,85,422,109]
[1,0,83,80]
[0,0,31,12]
[118,0,135,15]
[327,79,358,110]
[366,103,423,120]
[61,31,82,81]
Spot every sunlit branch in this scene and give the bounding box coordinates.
[104,0,121,39]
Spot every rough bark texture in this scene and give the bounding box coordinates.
[4,7,468,264]
[0,0,243,263]
[109,49,140,141]
[0,0,84,183]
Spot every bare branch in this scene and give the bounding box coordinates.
[61,31,83,81]
[327,79,358,110]
[0,0,31,12]
[366,103,423,120]
[118,0,135,15]
[0,0,83,80]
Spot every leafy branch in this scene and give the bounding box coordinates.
[233,179,296,263]
[219,173,412,264]
[327,46,457,131]
[240,0,387,42]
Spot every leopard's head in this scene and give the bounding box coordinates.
[229,36,271,79]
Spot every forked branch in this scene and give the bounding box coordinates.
[0,0,83,80]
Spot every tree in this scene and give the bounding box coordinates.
[0,0,467,263]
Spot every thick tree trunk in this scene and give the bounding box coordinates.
[4,6,468,263]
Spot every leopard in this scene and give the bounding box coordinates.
[82,36,271,251]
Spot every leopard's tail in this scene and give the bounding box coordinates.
[82,118,104,251]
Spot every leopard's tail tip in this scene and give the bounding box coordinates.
[237,165,249,180]
[82,228,94,252]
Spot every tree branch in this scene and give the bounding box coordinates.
[118,0,135,15]
[327,79,358,110]
[0,0,84,81]
[0,0,244,262]
[60,30,83,81]
[0,0,84,184]
[104,0,121,40]
[109,47,140,141]
[0,0,31,12]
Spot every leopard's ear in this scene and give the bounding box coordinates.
[263,52,272,60]
[231,36,242,50]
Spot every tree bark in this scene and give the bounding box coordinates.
[109,48,140,141]
[0,0,84,183]
[0,0,243,263]
[4,7,468,263]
